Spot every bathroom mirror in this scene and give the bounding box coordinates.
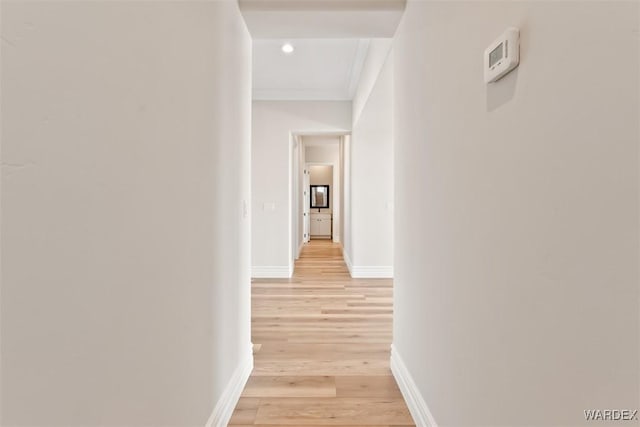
[310,185,330,209]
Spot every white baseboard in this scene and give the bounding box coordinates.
[341,249,392,278]
[252,265,293,278]
[390,345,438,427]
[205,344,253,427]
[350,265,393,278]
[342,249,353,275]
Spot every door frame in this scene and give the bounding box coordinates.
[290,132,349,264]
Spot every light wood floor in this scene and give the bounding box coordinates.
[229,240,415,426]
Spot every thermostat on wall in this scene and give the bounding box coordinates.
[484,27,520,83]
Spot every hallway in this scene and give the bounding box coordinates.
[2,1,638,426]
[230,240,414,425]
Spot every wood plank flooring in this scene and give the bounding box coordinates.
[229,240,414,426]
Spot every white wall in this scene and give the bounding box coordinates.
[339,136,346,245]
[306,140,341,164]
[348,49,394,276]
[1,1,252,425]
[352,38,393,125]
[297,135,306,253]
[309,165,333,187]
[292,135,301,257]
[252,101,351,276]
[210,5,253,425]
[342,135,352,261]
[393,1,639,426]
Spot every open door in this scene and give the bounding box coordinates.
[303,166,310,243]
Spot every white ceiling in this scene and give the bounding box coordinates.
[243,0,405,101]
[252,39,369,101]
[240,0,405,38]
[241,10,404,39]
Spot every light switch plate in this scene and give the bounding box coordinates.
[263,202,276,212]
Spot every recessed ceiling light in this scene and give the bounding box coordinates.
[281,43,294,54]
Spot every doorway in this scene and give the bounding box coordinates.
[308,165,333,240]
[292,134,347,262]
